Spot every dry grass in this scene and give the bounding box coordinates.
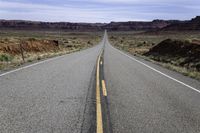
[0,30,101,70]
[109,31,200,80]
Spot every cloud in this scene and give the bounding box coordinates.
[0,1,125,22]
[71,0,192,5]
[0,0,199,22]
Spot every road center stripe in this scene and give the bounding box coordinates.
[96,51,103,133]
[102,80,107,96]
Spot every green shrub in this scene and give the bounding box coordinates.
[0,54,13,62]
[37,57,41,60]
[28,38,36,41]
[27,59,33,62]
[87,41,91,44]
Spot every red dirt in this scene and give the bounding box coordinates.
[0,39,60,55]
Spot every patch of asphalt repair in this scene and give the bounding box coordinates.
[80,65,96,133]
[99,50,113,133]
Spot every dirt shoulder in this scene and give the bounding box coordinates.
[0,30,101,71]
[109,31,200,80]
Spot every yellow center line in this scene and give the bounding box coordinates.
[101,80,107,96]
[96,51,103,133]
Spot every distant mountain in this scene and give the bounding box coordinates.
[0,19,177,31]
[103,20,177,31]
[161,16,200,31]
[2,17,199,31]
[0,20,106,31]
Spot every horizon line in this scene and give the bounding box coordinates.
[0,17,192,24]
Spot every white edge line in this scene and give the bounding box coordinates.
[0,44,103,77]
[0,54,66,77]
[109,44,200,94]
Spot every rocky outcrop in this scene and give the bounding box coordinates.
[103,20,175,31]
[145,39,200,71]
[161,16,200,31]
[1,16,199,31]
[0,20,106,31]
[0,19,175,31]
[0,38,60,55]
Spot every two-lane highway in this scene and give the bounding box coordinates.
[1,31,200,133]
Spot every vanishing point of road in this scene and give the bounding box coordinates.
[0,31,200,133]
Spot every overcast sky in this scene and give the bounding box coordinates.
[0,0,199,22]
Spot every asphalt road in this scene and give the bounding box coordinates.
[0,43,102,132]
[1,32,200,133]
[103,32,200,133]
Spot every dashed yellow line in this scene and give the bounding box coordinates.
[96,51,103,133]
[101,80,107,96]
